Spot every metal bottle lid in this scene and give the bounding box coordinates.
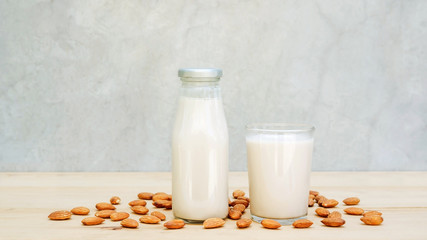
[178,68,223,78]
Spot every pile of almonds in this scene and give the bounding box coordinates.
[309,191,384,227]
[49,192,175,229]
[48,189,383,230]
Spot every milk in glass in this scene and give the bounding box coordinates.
[246,124,314,223]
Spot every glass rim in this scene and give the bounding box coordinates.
[246,123,315,133]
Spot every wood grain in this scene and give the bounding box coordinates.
[1,172,426,239]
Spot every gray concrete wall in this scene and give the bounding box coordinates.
[1,0,426,171]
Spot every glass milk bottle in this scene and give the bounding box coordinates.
[172,68,229,222]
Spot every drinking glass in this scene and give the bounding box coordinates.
[246,123,315,225]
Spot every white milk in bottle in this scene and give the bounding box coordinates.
[172,68,229,222]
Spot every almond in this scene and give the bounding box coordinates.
[228,209,242,220]
[48,210,72,220]
[95,202,115,210]
[236,218,252,228]
[237,196,251,203]
[310,190,319,196]
[129,199,147,207]
[153,200,172,209]
[233,190,245,199]
[95,210,116,218]
[322,199,339,208]
[315,207,330,217]
[308,198,315,207]
[344,207,364,215]
[292,219,313,228]
[81,217,104,225]
[131,206,149,215]
[328,211,342,219]
[343,197,360,205]
[164,219,185,229]
[233,203,246,213]
[316,196,327,206]
[321,218,346,227]
[360,215,383,225]
[153,194,170,201]
[110,212,130,221]
[151,211,166,221]
[230,199,249,208]
[203,218,225,229]
[315,195,324,202]
[121,218,139,228]
[363,211,382,217]
[140,215,161,224]
[261,219,281,229]
[71,207,90,215]
[138,192,154,200]
[155,191,167,195]
[110,196,121,205]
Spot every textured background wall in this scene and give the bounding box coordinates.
[1,0,426,171]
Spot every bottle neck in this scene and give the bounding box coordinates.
[180,78,222,98]
[180,77,220,87]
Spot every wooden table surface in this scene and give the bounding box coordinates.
[1,172,426,240]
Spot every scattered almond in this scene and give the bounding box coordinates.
[236,218,252,228]
[48,210,72,220]
[292,219,313,228]
[344,207,364,215]
[233,203,246,213]
[315,207,330,217]
[95,202,115,210]
[110,212,130,221]
[230,199,249,208]
[308,198,315,207]
[140,215,161,224]
[153,194,170,201]
[343,197,360,205]
[360,215,383,225]
[131,206,149,215]
[71,207,90,215]
[154,192,167,195]
[95,210,116,218]
[228,209,242,220]
[328,211,342,219]
[110,196,121,205]
[310,190,319,196]
[121,218,139,228]
[363,211,382,217]
[151,211,166,221]
[128,199,147,207]
[138,192,154,200]
[321,218,346,227]
[315,195,324,202]
[81,217,104,226]
[203,218,225,229]
[322,199,339,208]
[316,195,327,206]
[153,200,172,209]
[233,190,245,199]
[261,219,281,229]
[164,219,185,229]
[237,196,250,203]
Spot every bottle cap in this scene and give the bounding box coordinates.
[178,68,222,78]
